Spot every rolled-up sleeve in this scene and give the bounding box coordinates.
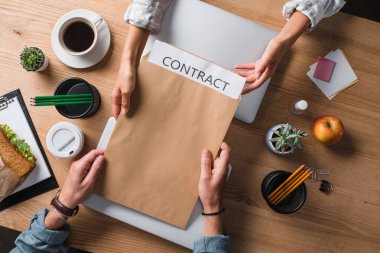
[11,208,69,253]
[124,0,172,33]
[194,235,229,253]
[282,0,346,32]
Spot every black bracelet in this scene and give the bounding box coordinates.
[201,208,225,216]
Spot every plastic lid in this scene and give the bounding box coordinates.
[295,100,308,111]
[46,122,84,158]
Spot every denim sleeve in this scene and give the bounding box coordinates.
[10,208,70,253]
[194,235,229,253]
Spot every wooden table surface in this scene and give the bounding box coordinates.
[1,0,380,252]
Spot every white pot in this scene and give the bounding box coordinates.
[265,124,294,155]
[37,55,49,71]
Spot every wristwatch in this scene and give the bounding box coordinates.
[50,190,79,219]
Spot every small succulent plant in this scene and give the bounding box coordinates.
[270,124,308,152]
[20,46,45,71]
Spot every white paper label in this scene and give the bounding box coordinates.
[148,40,245,99]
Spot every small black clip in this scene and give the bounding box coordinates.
[0,96,9,111]
[319,180,333,194]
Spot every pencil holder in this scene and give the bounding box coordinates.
[54,77,101,119]
[261,170,307,214]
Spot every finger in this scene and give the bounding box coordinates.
[200,148,212,181]
[241,67,272,94]
[111,90,122,118]
[236,69,255,76]
[253,66,272,88]
[78,149,105,168]
[236,71,250,77]
[82,155,105,186]
[234,62,255,69]
[215,142,230,170]
[121,91,131,115]
[242,84,258,95]
[253,58,269,80]
[245,74,258,83]
[213,142,230,180]
[70,150,103,184]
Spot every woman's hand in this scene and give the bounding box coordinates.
[235,38,290,94]
[112,70,136,118]
[235,11,311,95]
[199,142,230,236]
[111,26,149,119]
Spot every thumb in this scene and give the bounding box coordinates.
[83,155,105,185]
[200,149,212,181]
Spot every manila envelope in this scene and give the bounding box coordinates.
[95,41,244,228]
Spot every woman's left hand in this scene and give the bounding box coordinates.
[234,38,290,95]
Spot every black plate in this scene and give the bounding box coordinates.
[54,77,101,119]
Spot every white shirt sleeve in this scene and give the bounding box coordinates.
[124,0,171,33]
[282,0,346,32]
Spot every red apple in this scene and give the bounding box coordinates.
[313,115,344,145]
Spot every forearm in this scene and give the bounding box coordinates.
[203,215,223,236]
[274,11,310,47]
[119,26,149,76]
[45,208,66,230]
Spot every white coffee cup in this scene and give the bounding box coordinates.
[58,13,103,56]
[46,122,85,159]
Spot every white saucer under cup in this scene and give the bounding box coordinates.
[52,9,111,69]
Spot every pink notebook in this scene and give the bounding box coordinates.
[313,56,336,82]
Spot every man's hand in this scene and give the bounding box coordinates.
[111,71,136,118]
[59,149,105,209]
[45,150,105,230]
[199,142,230,213]
[199,142,230,236]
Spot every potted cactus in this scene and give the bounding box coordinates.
[20,46,48,72]
[265,123,308,155]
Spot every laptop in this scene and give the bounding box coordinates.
[83,1,278,250]
[142,0,277,123]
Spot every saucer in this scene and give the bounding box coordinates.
[51,9,111,69]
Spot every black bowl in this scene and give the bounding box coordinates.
[54,77,101,119]
[261,170,307,214]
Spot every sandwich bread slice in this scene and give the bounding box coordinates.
[0,124,35,176]
[0,124,36,201]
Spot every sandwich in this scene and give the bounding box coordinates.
[0,124,36,201]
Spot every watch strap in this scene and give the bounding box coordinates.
[50,195,79,217]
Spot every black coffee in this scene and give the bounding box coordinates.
[63,21,94,52]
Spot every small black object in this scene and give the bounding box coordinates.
[261,170,307,214]
[319,180,333,194]
[54,77,101,119]
[201,208,225,216]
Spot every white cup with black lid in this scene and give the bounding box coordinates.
[46,121,84,158]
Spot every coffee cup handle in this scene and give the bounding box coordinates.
[90,14,103,29]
